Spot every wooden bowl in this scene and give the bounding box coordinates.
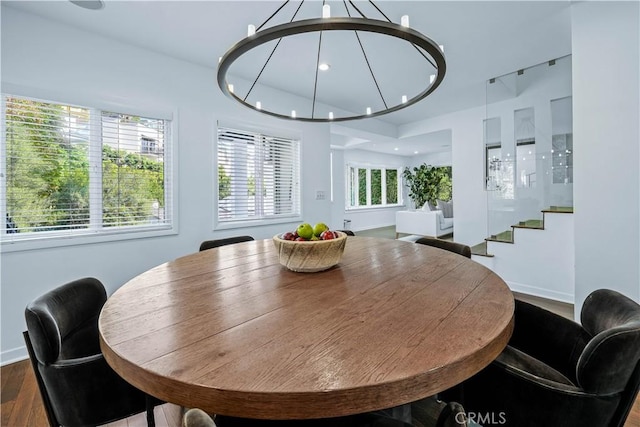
[272,231,348,273]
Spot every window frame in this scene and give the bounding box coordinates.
[0,92,177,252]
[214,124,302,231]
[345,163,404,211]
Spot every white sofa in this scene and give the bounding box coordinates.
[395,209,453,238]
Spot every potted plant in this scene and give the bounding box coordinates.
[402,164,452,208]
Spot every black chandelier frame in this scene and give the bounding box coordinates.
[217,3,446,122]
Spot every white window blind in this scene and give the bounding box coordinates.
[217,126,300,223]
[1,95,172,240]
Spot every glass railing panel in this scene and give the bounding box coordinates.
[485,56,573,238]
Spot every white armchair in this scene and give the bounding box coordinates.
[395,209,453,238]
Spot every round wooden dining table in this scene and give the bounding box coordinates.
[99,236,514,420]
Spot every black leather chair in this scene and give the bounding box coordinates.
[448,289,640,427]
[24,277,159,427]
[415,237,471,258]
[199,235,254,252]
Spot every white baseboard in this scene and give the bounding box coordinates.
[1,346,28,366]
[352,223,395,232]
[506,281,574,304]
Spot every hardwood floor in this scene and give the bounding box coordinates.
[0,359,183,426]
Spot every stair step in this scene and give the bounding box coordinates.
[471,241,494,257]
[486,230,513,243]
[543,206,574,213]
[513,219,544,229]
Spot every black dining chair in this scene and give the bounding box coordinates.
[336,229,356,236]
[24,277,160,427]
[415,237,471,258]
[445,289,640,427]
[199,235,255,252]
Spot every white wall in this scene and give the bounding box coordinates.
[400,107,488,247]
[571,1,640,316]
[410,150,452,169]
[0,7,332,363]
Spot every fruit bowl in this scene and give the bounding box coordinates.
[272,231,348,273]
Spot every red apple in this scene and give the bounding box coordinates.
[295,236,307,241]
[282,232,295,241]
[320,230,335,240]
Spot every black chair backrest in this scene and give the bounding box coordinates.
[577,289,640,395]
[336,230,355,236]
[25,277,106,364]
[199,235,254,252]
[415,237,472,258]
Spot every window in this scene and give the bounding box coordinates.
[1,95,172,241]
[347,165,402,209]
[217,126,300,224]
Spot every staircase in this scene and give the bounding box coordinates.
[471,206,575,304]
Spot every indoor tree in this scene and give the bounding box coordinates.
[402,163,452,208]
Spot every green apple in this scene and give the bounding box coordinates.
[297,223,314,240]
[313,222,329,237]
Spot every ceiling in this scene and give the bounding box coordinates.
[3,0,573,155]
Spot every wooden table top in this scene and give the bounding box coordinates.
[99,237,514,420]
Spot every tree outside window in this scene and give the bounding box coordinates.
[2,95,171,238]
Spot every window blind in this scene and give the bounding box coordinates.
[217,126,300,223]
[1,95,172,239]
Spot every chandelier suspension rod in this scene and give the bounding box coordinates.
[243,1,305,102]
[343,0,388,109]
[311,1,326,119]
[256,0,290,32]
[367,0,392,22]
[365,0,439,70]
[347,0,367,19]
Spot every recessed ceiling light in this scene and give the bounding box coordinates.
[318,63,331,71]
[394,147,399,151]
[69,0,105,10]
[414,151,419,154]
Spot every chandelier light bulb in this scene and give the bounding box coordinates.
[366,107,372,115]
[291,110,296,118]
[329,112,334,120]
[228,84,234,93]
[318,63,330,71]
[402,95,408,104]
[256,101,261,110]
[218,56,222,63]
[322,4,330,18]
[430,74,436,84]
[439,44,445,52]
[248,24,256,37]
[401,15,410,28]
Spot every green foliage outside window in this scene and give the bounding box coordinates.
[386,169,398,204]
[371,169,382,205]
[218,165,231,200]
[4,97,165,233]
[358,168,366,206]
